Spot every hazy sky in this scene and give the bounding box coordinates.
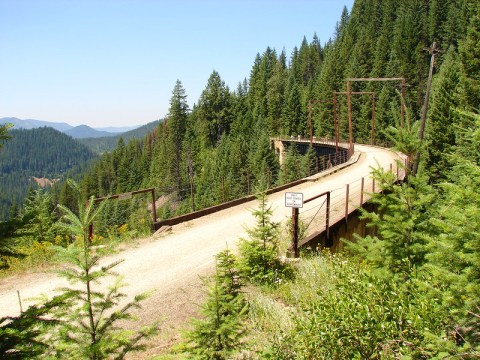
[1,0,354,128]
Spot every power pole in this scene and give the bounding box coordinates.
[412,42,440,176]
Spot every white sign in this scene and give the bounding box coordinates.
[285,192,304,208]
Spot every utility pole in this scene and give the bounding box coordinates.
[412,41,440,176]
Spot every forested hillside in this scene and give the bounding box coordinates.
[77,119,161,154]
[62,0,478,225]
[1,0,480,357]
[0,127,97,220]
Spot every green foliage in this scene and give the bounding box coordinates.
[238,192,294,286]
[384,103,423,172]
[346,167,435,279]
[0,295,66,359]
[0,217,25,269]
[48,180,157,359]
[0,188,62,271]
[22,189,58,244]
[458,9,480,110]
[278,144,301,185]
[423,111,480,341]
[197,71,233,148]
[268,255,456,360]
[0,123,12,148]
[182,249,247,359]
[425,46,462,180]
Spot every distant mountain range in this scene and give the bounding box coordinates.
[0,117,141,139]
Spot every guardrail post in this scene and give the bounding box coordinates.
[373,177,376,193]
[345,184,349,223]
[151,188,157,222]
[292,207,299,258]
[326,192,330,241]
[360,177,364,206]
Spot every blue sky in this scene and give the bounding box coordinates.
[1,0,354,128]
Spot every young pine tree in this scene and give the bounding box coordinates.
[238,191,293,285]
[424,111,480,347]
[182,249,247,360]
[49,180,157,360]
[346,166,435,280]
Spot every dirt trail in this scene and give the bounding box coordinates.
[0,144,405,357]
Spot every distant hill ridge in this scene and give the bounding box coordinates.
[0,117,141,139]
[0,127,98,220]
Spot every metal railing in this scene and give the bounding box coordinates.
[290,156,408,255]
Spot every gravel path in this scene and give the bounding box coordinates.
[0,144,405,357]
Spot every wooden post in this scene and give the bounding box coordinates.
[326,192,331,242]
[360,177,364,206]
[345,184,350,222]
[292,207,299,258]
[17,290,23,314]
[151,188,157,222]
[373,177,376,193]
[333,92,339,153]
[347,79,353,152]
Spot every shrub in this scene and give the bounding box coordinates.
[268,254,455,359]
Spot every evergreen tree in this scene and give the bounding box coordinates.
[0,123,12,148]
[49,180,157,359]
[238,191,293,285]
[266,50,287,135]
[282,76,305,136]
[182,249,246,360]
[346,169,434,279]
[22,188,58,244]
[424,111,480,344]
[458,10,480,111]
[166,80,189,200]
[197,71,232,148]
[248,122,279,188]
[425,47,462,180]
[279,143,303,184]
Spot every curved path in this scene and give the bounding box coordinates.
[0,144,406,330]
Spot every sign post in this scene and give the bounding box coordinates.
[285,192,304,258]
